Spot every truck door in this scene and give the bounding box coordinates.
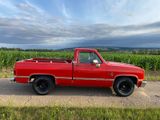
[73,51,110,87]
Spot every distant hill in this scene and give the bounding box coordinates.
[1,46,160,53]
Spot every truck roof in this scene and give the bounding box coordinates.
[75,48,97,52]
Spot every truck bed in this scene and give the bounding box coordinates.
[23,58,72,63]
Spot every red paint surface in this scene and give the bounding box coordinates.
[14,48,145,87]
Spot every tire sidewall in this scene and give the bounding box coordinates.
[32,76,54,95]
[113,77,135,97]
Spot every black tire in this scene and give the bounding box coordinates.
[32,76,54,95]
[113,77,135,97]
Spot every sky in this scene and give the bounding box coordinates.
[0,0,160,49]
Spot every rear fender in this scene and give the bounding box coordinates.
[29,73,56,84]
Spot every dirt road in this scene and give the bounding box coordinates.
[0,79,159,108]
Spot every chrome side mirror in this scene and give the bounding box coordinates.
[93,59,98,64]
[93,59,100,68]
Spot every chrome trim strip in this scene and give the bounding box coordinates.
[56,76,114,81]
[74,77,114,81]
[15,75,114,81]
[55,77,72,80]
[15,76,29,78]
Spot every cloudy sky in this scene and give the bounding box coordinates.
[0,0,160,49]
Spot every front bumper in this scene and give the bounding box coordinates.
[141,80,147,87]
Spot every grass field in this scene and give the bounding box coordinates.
[0,50,160,80]
[0,106,159,120]
[0,50,160,71]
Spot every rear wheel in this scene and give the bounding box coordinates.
[113,77,135,97]
[32,76,54,95]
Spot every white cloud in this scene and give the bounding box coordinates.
[62,3,71,19]
[111,28,160,37]
[1,14,160,45]
[109,0,128,14]
[1,0,160,48]
[0,0,15,9]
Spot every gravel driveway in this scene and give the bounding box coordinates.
[0,79,159,108]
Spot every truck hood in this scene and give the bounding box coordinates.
[107,61,143,70]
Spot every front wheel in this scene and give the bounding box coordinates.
[113,77,135,97]
[32,76,54,95]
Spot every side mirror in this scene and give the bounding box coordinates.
[92,59,100,68]
[93,59,98,64]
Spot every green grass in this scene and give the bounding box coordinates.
[0,68,13,78]
[0,50,160,71]
[0,50,160,80]
[101,52,160,71]
[1,50,160,71]
[0,50,73,69]
[0,106,159,120]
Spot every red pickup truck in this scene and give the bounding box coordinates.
[12,48,146,96]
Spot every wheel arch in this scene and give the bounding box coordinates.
[113,74,138,85]
[29,73,56,85]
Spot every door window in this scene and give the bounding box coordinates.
[79,52,102,63]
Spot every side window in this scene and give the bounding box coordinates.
[79,52,90,63]
[91,52,102,64]
[79,52,102,63]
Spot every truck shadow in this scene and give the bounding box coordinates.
[0,81,113,97]
[52,86,113,96]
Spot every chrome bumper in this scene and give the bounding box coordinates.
[141,80,147,87]
[10,78,15,82]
